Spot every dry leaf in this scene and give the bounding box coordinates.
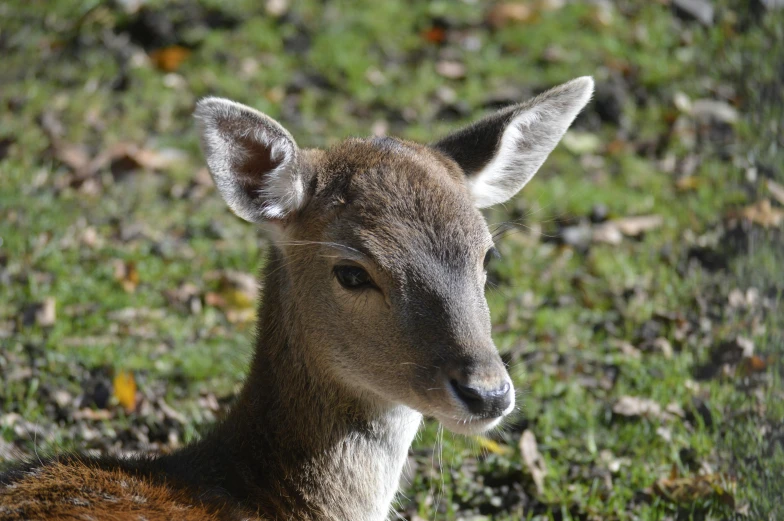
[205,291,227,308]
[113,370,137,412]
[766,179,784,206]
[593,215,663,244]
[740,199,784,228]
[487,3,536,27]
[675,176,701,191]
[653,473,735,507]
[610,339,642,358]
[435,61,466,79]
[157,398,188,424]
[474,435,514,456]
[35,297,56,327]
[73,408,113,421]
[690,99,739,124]
[592,223,623,245]
[728,288,759,308]
[164,283,203,314]
[605,138,628,155]
[149,46,191,72]
[43,108,183,186]
[613,396,662,418]
[652,337,673,359]
[113,259,139,293]
[519,430,546,495]
[265,0,289,17]
[205,270,258,323]
[613,215,664,236]
[53,142,92,176]
[738,355,767,375]
[421,26,446,44]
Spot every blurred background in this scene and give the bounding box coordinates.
[1,0,782,519]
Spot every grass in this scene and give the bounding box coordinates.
[1,0,782,519]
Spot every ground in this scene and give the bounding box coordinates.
[1,1,782,520]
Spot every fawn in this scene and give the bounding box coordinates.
[0,77,593,520]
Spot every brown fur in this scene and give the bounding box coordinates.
[0,458,255,520]
[1,78,593,521]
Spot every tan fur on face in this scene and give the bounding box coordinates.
[282,137,503,425]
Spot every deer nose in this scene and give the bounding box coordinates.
[450,378,512,417]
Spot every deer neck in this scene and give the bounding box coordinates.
[187,247,422,521]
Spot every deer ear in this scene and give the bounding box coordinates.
[433,77,594,208]
[195,97,306,222]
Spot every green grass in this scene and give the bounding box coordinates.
[1,0,782,519]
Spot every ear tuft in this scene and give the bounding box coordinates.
[433,76,594,208]
[195,97,305,222]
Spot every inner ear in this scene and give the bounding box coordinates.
[432,77,594,208]
[231,131,285,201]
[195,97,305,223]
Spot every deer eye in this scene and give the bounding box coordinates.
[483,246,499,269]
[334,265,373,290]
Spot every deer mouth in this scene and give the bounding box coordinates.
[435,412,509,436]
[421,383,515,435]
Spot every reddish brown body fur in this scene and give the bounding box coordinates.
[0,459,256,521]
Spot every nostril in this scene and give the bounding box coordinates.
[450,379,512,416]
[450,379,483,403]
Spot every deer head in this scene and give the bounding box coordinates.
[195,77,593,435]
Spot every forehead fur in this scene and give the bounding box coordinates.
[299,137,490,271]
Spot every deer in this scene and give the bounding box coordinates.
[0,76,593,521]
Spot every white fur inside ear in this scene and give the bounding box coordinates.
[256,137,302,220]
[195,97,303,223]
[469,76,594,208]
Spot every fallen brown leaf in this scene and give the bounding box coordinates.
[653,473,735,507]
[113,370,137,412]
[113,259,139,293]
[35,297,56,327]
[675,176,701,191]
[519,429,546,495]
[613,396,662,418]
[738,355,767,375]
[605,138,628,155]
[205,270,258,323]
[421,26,446,44]
[435,60,466,79]
[610,339,642,358]
[149,46,191,72]
[741,199,784,228]
[73,408,113,421]
[487,3,537,27]
[613,215,664,236]
[593,215,663,244]
[42,110,184,187]
[265,0,289,17]
[52,142,93,176]
[766,179,784,206]
[164,283,203,314]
